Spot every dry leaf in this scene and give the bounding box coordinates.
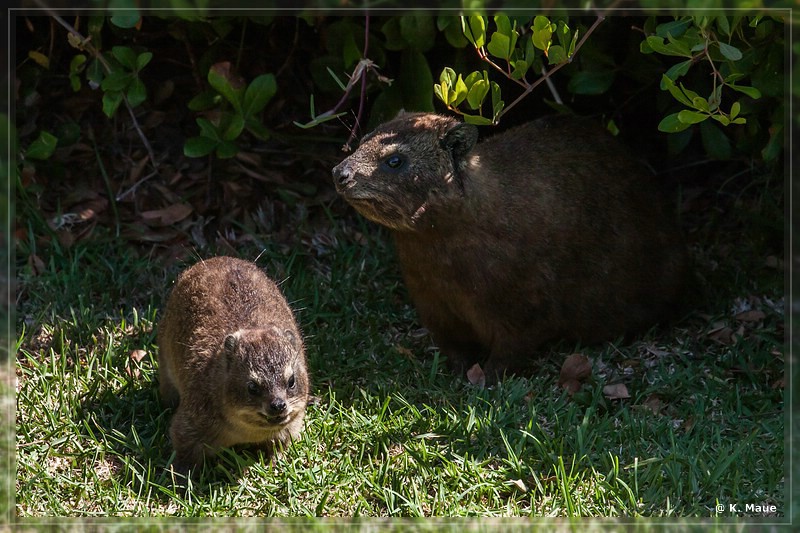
[28,254,46,276]
[509,479,528,492]
[602,383,630,400]
[140,203,193,227]
[642,393,664,415]
[734,309,766,322]
[559,353,591,382]
[394,345,414,358]
[466,363,485,388]
[125,349,148,379]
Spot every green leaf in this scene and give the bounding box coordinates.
[136,52,153,71]
[494,15,512,36]
[711,114,730,126]
[126,78,147,108]
[110,13,140,29]
[677,110,709,124]
[690,96,710,112]
[400,14,436,52]
[655,18,692,39]
[510,59,529,79]
[441,16,468,48]
[531,15,554,51]
[245,116,271,140]
[208,62,246,113]
[645,35,692,58]
[657,113,692,133]
[216,140,239,159]
[490,81,504,121]
[440,66,456,86]
[196,118,221,141]
[462,114,494,125]
[728,84,761,99]
[101,70,132,92]
[183,136,218,158]
[487,32,512,60]
[718,42,743,61]
[399,50,434,112]
[462,15,486,48]
[716,16,731,36]
[242,73,277,118]
[661,75,692,106]
[662,60,692,86]
[546,45,567,65]
[567,70,615,95]
[452,75,468,107]
[86,58,104,87]
[111,46,138,70]
[102,90,124,118]
[730,101,741,119]
[466,79,489,110]
[221,113,245,141]
[25,131,58,160]
[188,90,221,112]
[433,84,447,105]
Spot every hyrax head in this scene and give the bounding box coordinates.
[221,326,309,430]
[332,112,479,231]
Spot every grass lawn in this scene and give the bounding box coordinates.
[12,165,787,522]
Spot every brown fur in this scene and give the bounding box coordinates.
[332,112,689,380]
[157,256,309,473]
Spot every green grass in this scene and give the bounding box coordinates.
[13,174,786,520]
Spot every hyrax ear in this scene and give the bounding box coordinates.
[283,329,300,350]
[441,122,479,163]
[223,331,241,353]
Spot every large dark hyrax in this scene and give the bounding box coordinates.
[158,256,309,473]
[332,112,689,380]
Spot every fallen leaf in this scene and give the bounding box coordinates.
[509,479,528,492]
[734,309,766,322]
[466,363,485,388]
[558,353,591,384]
[771,375,784,389]
[602,383,630,400]
[641,393,664,415]
[140,203,193,227]
[394,345,414,358]
[125,349,148,379]
[28,254,45,276]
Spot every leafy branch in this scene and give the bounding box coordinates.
[435,13,606,125]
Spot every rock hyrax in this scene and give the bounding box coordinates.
[332,112,689,380]
[158,256,309,473]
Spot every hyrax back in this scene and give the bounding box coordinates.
[157,256,309,472]
[333,112,689,380]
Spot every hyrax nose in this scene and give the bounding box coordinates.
[333,160,355,187]
[268,397,287,414]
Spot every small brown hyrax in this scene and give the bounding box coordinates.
[158,256,309,473]
[332,112,689,381]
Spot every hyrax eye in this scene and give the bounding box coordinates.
[247,381,261,396]
[384,155,404,170]
[287,374,296,390]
